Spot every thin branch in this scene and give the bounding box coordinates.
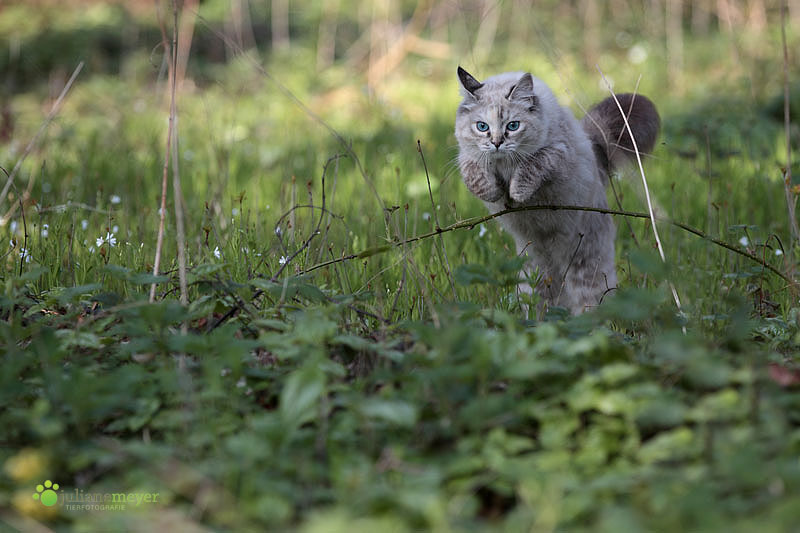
[417,140,456,298]
[193,14,388,225]
[295,203,795,288]
[0,61,84,216]
[150,2,176,303]
[781,2,798,250]
[597,66,685,321]
[170,0,188,306]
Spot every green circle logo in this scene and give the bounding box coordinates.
[32,480,59,507]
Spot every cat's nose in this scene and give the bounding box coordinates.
[491,138,504,148]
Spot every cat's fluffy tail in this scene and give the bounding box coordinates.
[581,93,660,179]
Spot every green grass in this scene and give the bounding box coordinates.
[2,1,800,531]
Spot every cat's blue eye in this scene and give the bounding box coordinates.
[506,121,520,131]
[476,121,489,132]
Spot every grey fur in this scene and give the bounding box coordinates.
[454,68,660,314]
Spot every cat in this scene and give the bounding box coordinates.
[454,66,660,314]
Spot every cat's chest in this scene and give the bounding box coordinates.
[490,157,517,184]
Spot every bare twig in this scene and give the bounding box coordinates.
[597,67,685,322]
[193,14,388,226]
[0,61,84,217]
[18,198,27,276]
[150,2,176,303]
[781,2,799,250]
[270,155,341,281]
[417,140,455,298]
[168,0,189,306]
[296,203,795,289]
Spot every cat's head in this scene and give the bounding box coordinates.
[455,67,548,158]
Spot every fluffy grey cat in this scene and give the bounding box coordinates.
[454,67,660,314]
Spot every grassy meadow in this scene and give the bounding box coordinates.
[2,0,800,530]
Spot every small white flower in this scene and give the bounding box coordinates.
[232,207,240,216]
[279,255,288,265]
[739,236,749,247]
[112,225,119,233]
[110,195,121,205]
[81,219,88,230]
[9,221,17,234]
[9,239,15,248]
[89,246,95,253]
[213,246,221,259]
[422,212,431,221]
[775,249,784,256]
[97,232,117,248]
[478,224,487,238]
[40,224,49,238]
[19,248,31,263]
[266,204,271,210]
[275,227,282,237]
[236,377,246,388]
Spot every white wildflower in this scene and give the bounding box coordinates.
[279,256,288,265]
[19,248,31,263]
[422,212,431,221]
[478,224,487,238]
[40,224,49,238]
[213,246,221,259]
[110,195,121,205]
[97,232,117,248]
[232,207,240,216]
[775,249,784,256]
[10,221,17,234]
[739,236,749,247]
[81,219,88,230]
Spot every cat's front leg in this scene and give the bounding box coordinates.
[460,159,503,203]
[509,143,568,203]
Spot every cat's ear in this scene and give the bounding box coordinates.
[508,73,535,101]
[457,66,483,97]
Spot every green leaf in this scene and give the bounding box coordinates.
[193,263,227,276]
[360,399,418,427]
[454,263,497,286]
[280,364,326,427]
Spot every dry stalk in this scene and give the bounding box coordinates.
[596,67,685,324]
[150,0,188,305]
[0,61,84,221]
[781,3,799,252]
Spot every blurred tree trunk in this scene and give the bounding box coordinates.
[581,0,600,67]
[691,0,711,35]
[272,0,289,50]
[666,0,683,88]
[230,0,256,51]
[471,1,500,68]
[317,0,340,70]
